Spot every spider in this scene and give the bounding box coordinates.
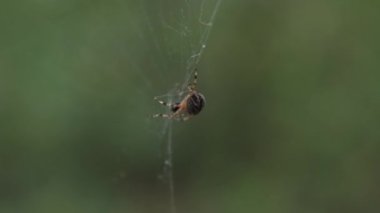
[153,70,205,121]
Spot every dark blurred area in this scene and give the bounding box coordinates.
[1,0,380,212]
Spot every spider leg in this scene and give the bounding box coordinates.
[177,113,191,121]
[188,69,198,91]
[152,113,172,119]
[154,97,175,108]
[180,116,191,121]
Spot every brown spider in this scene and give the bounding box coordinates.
[153,70,205,121]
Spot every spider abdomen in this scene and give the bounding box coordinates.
[186,92,205,115]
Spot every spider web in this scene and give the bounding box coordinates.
[140,0,223,212]
[0,0,222,212]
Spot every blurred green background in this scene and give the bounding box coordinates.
[1,0,380,212]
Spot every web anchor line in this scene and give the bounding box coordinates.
[157,1,223,213]
[181,0,223,93]
[166,122,176,213]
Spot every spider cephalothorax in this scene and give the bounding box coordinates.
[153,70,205,121]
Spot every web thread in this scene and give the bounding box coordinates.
[142,1,223,212]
